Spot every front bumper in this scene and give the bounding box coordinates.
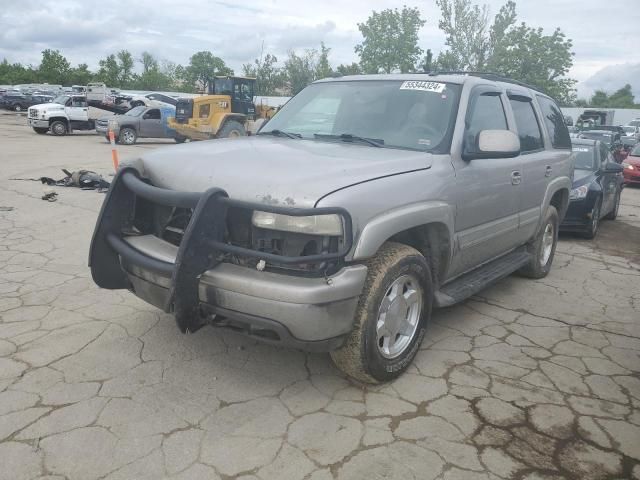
[28,118,49,128]
[95,123,109,134]
[89,168,364,351]
[560,198,594,231]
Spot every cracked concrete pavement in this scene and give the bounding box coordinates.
[1,111,639,479]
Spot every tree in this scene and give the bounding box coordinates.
[488,24,576,104]
[315,42,333,79]
[583,85,638,108]
[38,49,70,85]
[0,59,38,84]
[117,50,134,87]
[284,49,319,95]
[242,53,285,95]
[68,63,93,86]
[96,54,121,87]
[355,6,425,73]
[418,49,434,72]
[435,0,491,70]
[184,51,232,92]
[335,63,362,76]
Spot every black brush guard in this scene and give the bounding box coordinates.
[89,167,353,333]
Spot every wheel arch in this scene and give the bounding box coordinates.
[48,116,69,126]
[351,202,455,287]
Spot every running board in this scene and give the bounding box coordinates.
[434,249,531,307]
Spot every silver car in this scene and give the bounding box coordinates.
[90,73,573,382]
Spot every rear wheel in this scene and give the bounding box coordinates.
[118,127,137,145]
[583,198,601,239]
[217,120,246,139]
[174,135,188,144]
[50,120,67,136]
[604,189,621,220]
[518,205,559,279]
[330,242,432,383]
[33,127,48,134]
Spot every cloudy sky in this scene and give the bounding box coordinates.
[0,0,638,98]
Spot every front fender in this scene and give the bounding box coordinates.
[351,201,455,260]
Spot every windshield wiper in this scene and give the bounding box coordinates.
[314,133,384,148]
[258,129,301,139]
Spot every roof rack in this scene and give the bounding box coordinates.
[425,71,546,95]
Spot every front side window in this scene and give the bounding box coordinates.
[261,80,461,152]
[199,104,210,118]
[509,98,543,152]
[465,93,508,150]
[537,96,571,149]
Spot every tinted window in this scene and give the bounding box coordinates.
[509,98,543,152]
[465,93,507,149]
[572,145,595,170]
[599,143,611,164]
[145,109,160,120]
[537,96,570,148]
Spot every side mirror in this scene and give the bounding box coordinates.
[464,130,521,160]
[603,162,623,174]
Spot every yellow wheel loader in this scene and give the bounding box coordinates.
[168,76,277,142]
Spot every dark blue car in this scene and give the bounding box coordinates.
[561,138,624,238]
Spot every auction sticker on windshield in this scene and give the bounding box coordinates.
[400,81,446,93]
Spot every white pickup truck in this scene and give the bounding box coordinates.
[27,94,96,135]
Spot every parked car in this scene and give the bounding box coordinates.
[578,130,620,148]
[128,92,178,108]
[621,125,640,139]
[95,105,178,144]
[89,73,573,383]
[581,125,625,136]
[1,94,32,111]
[561,139,624,238]
[622,144,640,186]
[27,94,95,135]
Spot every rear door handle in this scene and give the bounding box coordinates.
[545,165,552,177]
[511,171,522,185]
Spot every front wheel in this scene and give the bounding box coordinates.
[583,198,601,239]
[118,127,137,145]
[14,104,23,112]
[604,190,621,220]
[518,205,559,279]
[174,135,188,144]
[217,120,246,139]
[330,242,432,383]
[50,120,67,136]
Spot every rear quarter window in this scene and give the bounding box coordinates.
[536,96,571,149]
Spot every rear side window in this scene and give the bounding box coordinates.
[536,96,570,149]
[145,109,161,120]
[509,98,543,152]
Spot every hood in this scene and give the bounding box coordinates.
[136,136,432,207]
[30,102,64,111]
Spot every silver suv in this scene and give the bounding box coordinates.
[90,73,573,383]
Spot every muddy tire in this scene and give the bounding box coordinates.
[218,120,246,138]
[330,242,432,383]
[174,135,188,144]
[518,205,559,279]
[50,120,67,136]
[33,127,48,134]
[118,127,137,145]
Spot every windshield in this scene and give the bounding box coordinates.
[125,106,145,117]
[572,145,596,170]
[52,95,69,105]
[622,126,635,133]
[261,80,461,152]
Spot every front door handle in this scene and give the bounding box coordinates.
[511,171,522,185]
[545,165,552,177]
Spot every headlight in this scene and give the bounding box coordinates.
[621,162,634,170]
[252,211,343,236]
[569,185,589,200]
